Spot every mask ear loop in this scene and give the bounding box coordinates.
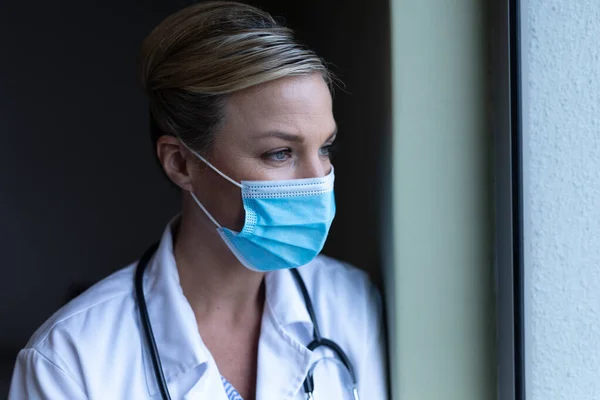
[179,138,243,229]
[178,138,243,189]
[190,192,222,229]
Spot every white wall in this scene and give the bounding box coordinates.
[526,0,600,398]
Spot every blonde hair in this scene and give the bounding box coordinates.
[139,1,332,154]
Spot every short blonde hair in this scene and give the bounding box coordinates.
[139,1,332,154]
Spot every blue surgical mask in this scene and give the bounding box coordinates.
[183,143,336,272]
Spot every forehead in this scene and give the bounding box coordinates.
[221,74,336,139]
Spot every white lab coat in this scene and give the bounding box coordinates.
[8,221,387,399]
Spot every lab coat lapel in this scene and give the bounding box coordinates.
[255,269,315,400]
[141,223,210,397]
[255,303,313,400]
[180,361,229,400]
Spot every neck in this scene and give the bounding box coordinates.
[173,206,265,326]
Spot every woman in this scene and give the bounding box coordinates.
[8,2,387,399]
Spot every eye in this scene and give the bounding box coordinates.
[263,148,292,163]
[319,142,338,158]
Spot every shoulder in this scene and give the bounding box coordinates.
[300,254,374,293]
[25,263,137,351]
[300,254,379,299]
[298,255,382,329]
[12,263,150,398]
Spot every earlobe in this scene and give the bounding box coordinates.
[156,135,194,191]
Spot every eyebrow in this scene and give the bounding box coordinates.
[256,126,338,144]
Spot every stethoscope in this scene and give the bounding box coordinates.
[134,243,360,400]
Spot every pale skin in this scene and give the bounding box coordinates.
[156,73,337,400]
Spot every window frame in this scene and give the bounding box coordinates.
[492,0,526,398]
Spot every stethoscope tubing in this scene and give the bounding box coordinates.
[134,244,357,400]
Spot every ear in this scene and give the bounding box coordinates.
[156,135,196,191]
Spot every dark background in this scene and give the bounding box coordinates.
[0,0,390,393]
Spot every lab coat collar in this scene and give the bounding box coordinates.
[142,219,316,397]
[264,266,314,338]
[258,269,316,400]
[142,222,209,396]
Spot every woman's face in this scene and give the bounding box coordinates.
[212,73,336,181]
[188,73,337,230]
